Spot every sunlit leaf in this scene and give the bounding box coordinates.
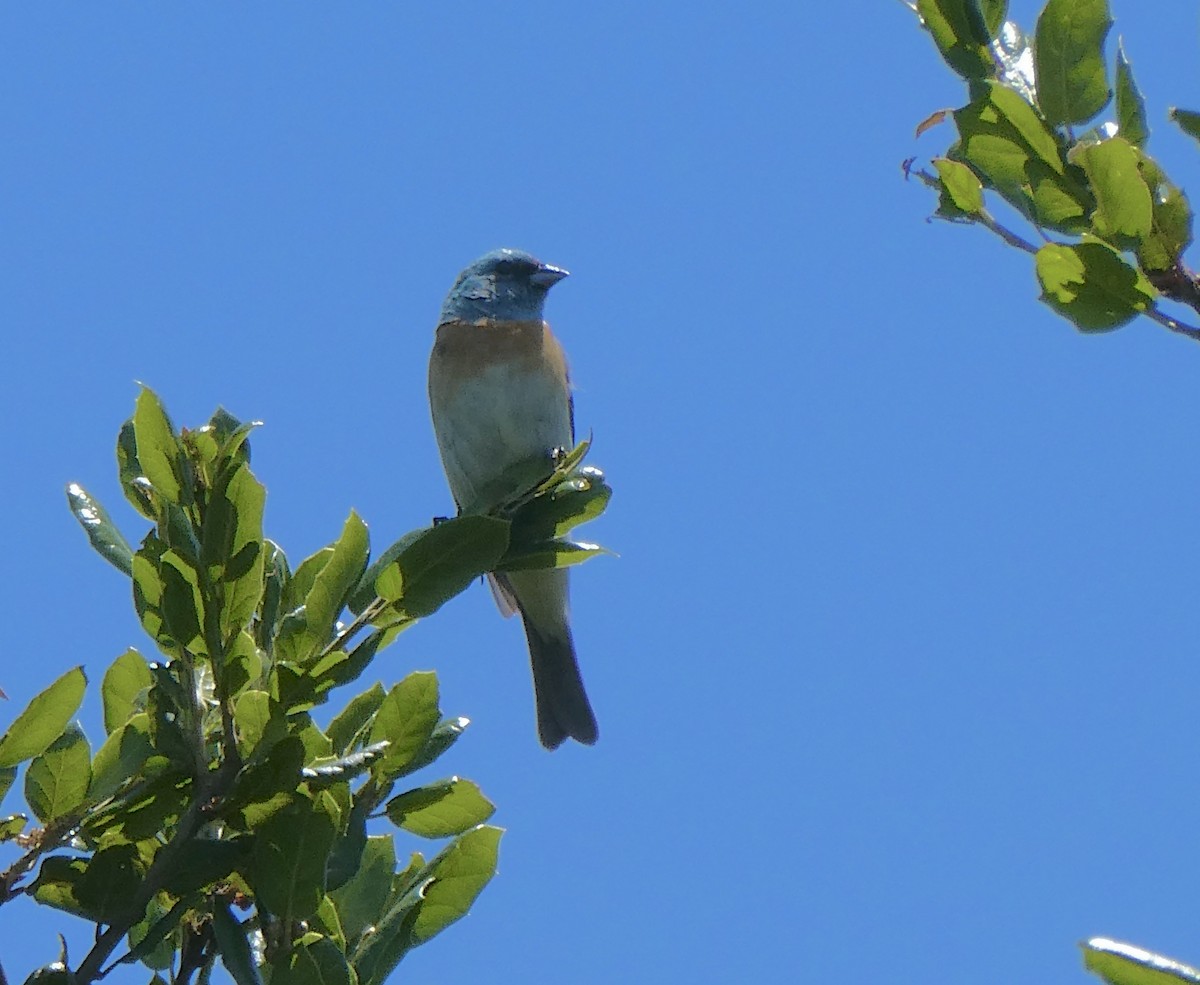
[0,667,87,768]
[1035,240,1155,331]
[66,483,134,576]
[1082,937,1200,985]
[1034,0,1113,127]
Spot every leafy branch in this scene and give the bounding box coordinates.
[0,386,612,984]
[909,0,1200,340]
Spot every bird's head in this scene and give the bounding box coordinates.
[439,248,569,325]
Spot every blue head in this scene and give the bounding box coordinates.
[439,248,569,325]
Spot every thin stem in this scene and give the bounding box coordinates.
[1145,306,1200,341]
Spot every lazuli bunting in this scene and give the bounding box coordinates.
[428,248,599,749]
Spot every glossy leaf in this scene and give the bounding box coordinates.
[1034,0,1112,127]
[395,717,469,779]
[1036,240,1155,331]
[25,724,92,822]
[369,673,440,777]
[410,824,502,944]
[508,465,612,543]
[117,418,155,519]
[66,483,134,576]
[373,516,509,619]
[1082,937,1200,985]
[101,649,152,734]
[0,666,87,768]
[1114,40,1147,147]
[993,20,1036,103]
[916,0,993,81]
[385,777,495,838]
[1073,137,1152,247]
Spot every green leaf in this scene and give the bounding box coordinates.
[954,83,1092,230]
[276,514,369,665]
[101,649,152,734]
[1035,240,1155,331]
[327,683,386,754]
[128,896,186,971]
[933,158,985,217]
[1034,0,1112,127]
[1133,151,1193,272]
[76,842,144,922]
[252,794,337,921]
[0,766,14,809]
[1169,107,1200,145]
[258,540,290,654]
[1073,137,1153,247]
[213,902,264,985]
[88,712,157,801]
[204,463,267,640]
[1114,40,1148,147]
[374,516,510,620]
[396,717,469,778]
[25,724,91,822]
[508,465,612,543]
[330,834,396,941]
[31,856,93,919]
[385,777,495,838]
[66,483,134,576]
[981,0,1007,37]
[0,666,87,767]
[161,837,250,897]
[271,934,355,985]
[133,386,185,504]
[0,814,26,841]
[411,824,502,944]
[159,550,205,651]
[117,418,156,519]
[1082,937,1200,985]
[501,539,609,572]
[369,673,440,777]
[916,0,993,81]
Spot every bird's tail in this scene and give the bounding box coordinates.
[524,618,598,749]
[497,569,598,749]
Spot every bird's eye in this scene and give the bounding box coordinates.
[494,259,516,275]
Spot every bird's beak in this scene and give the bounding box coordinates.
[531,263,569,288]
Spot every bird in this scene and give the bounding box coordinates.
[428,248,599,749]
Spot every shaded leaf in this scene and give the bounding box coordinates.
[1169,107,1200,146]
[330,834,396,941]
[499,538,609,572]
[1034,0,1113,127]
[373,517,509,620]
[916,0,993,81]
[252,794,337,921]
[271,934,355,985]
[1114,40,1147,148]
[1035,240,1155,331]
[327,684,386,754]
[213,902,264,985]
[88,712,158,802]
[1133,151,1193,272]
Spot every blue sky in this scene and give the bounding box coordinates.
[3,2,1200,982]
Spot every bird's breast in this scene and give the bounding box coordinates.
[429,319,573,509]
